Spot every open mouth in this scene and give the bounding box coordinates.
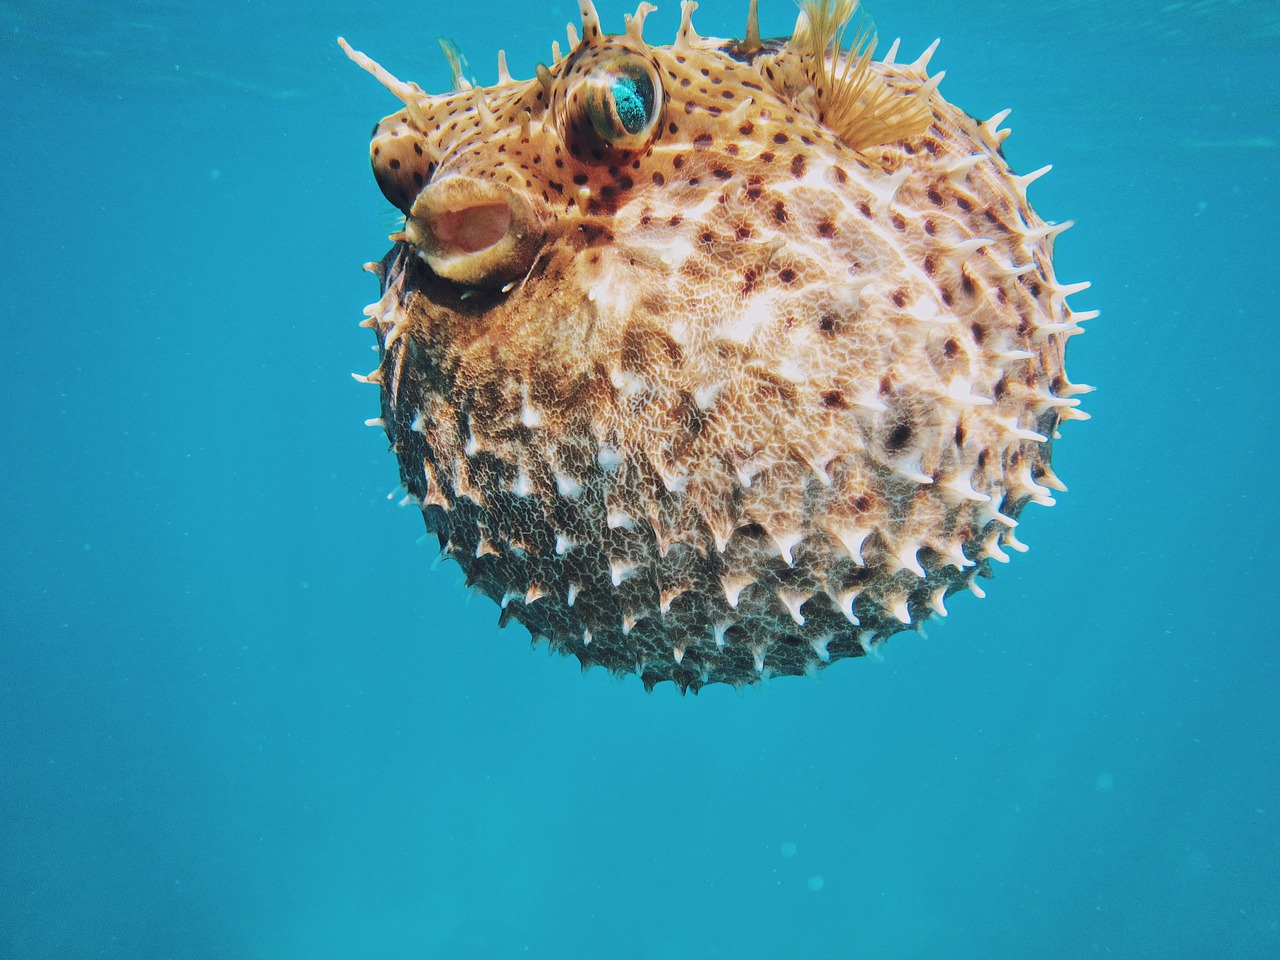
[427,202,513,255]
[406,177,543,290]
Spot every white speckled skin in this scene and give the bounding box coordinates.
[347,2,1091,691]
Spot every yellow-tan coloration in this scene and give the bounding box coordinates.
[344,0,1093,692]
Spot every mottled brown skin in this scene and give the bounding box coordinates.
[351,5,1089,691]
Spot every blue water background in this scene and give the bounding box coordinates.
[1,0,1277,956]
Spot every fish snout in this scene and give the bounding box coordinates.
[405,176,544,289]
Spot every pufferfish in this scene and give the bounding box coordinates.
[341,0,1093,692]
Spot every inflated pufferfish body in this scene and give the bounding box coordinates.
[343,0,1093,692]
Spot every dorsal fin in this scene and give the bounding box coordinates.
[792,0,936,151]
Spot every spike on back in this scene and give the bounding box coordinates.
[625,1,658,43]
[338,38,431,131]
[743,0,762,53]
[579,0,602,41]
[496,49,514,85]
[675,1,700,50]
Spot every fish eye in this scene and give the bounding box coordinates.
[579,53,663,152]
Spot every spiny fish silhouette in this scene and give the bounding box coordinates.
[342,0,1094,692]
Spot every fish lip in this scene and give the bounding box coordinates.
[405,176,544,290]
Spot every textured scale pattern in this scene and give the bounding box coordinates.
[343,0,1093,692]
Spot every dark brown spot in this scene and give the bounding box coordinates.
[652,171,665,186]
[956,196,973,212]
[789,154,806,178]
[693,133,713,150]
[821,390,846,408]
[739,122,755,136]
[816,219,835,238]
[891,290,907,308]
[772,132,789,144]
[818,313,837,334]
[885,423,913,453]
[858,201,871,218]
[984,210,1009,232]
[943,338,959,358]
[578,222,615,244]
[923,256,936,276]
[778,267,797,284]
[389,158,400,169]
[771,201,788,223]
[891,213,906,231]
[927,188,943,206]
[954,424,967,446]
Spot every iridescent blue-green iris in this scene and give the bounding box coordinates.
[611,72,654,135]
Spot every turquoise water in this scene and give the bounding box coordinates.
[1,0,1277,957]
